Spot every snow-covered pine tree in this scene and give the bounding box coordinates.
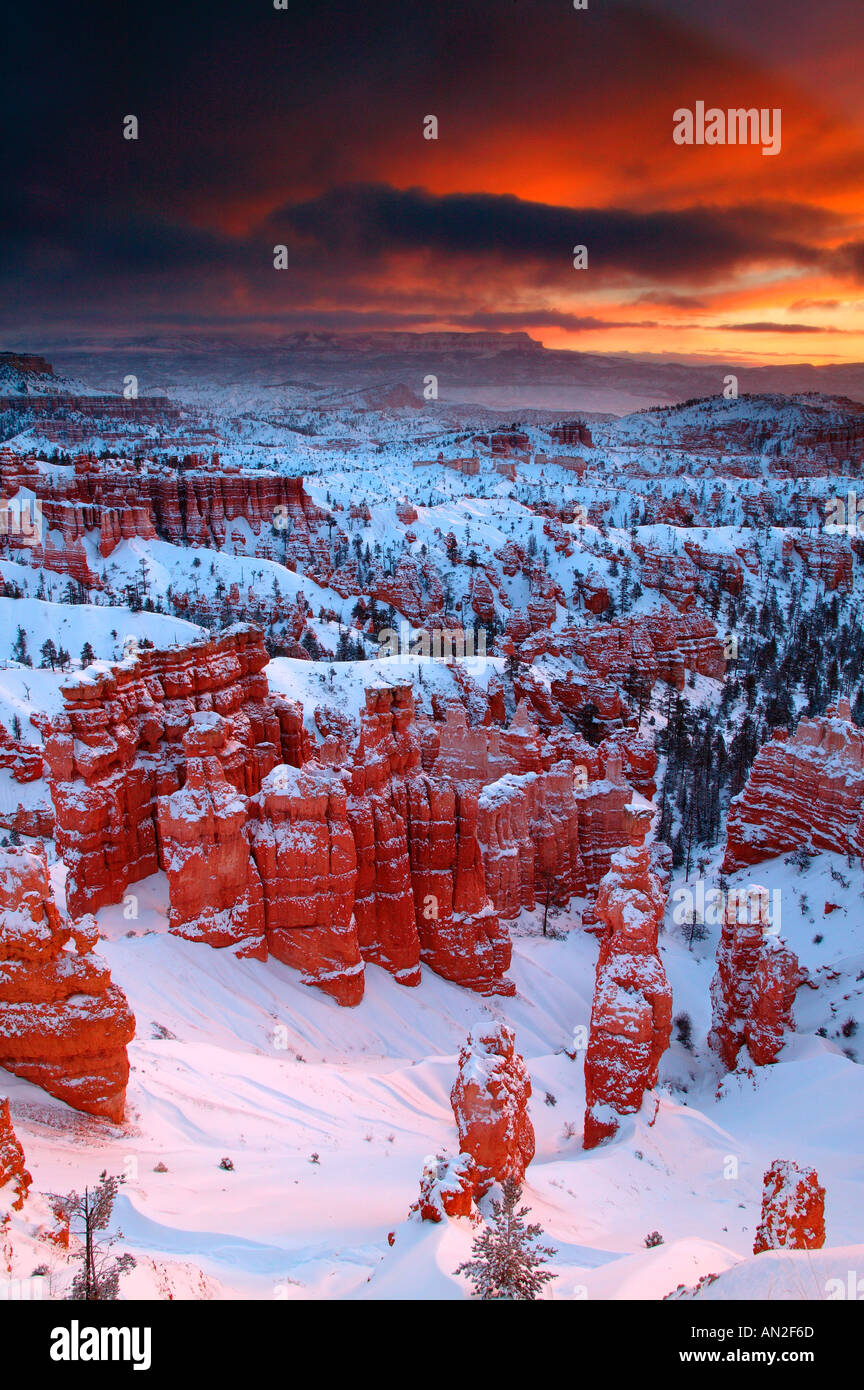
[455,1178,556,1300]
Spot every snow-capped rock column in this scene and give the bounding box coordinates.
[248,760,365,1006]
[408,778,514,996]
[708,889,803,1071]
[753,1160,826,1254]
[450,1024,535,1195]
[582,846,672,1149]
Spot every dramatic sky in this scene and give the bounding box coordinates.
[4,0,864,361]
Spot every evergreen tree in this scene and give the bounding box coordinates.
[40,638,59,670]
[12,626,31,666]
[454,1178,557,1300]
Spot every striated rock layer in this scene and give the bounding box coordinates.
[583,846,672,1149]
[44,624,283,918]
[0,846,135,1121]
[723,700,864,871]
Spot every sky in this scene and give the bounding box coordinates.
[3,0,864,363]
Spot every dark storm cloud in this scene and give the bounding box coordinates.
[5,184,838,301]
[272,184,830,280]
[718,321,844,333]
[449,312,661,330]
[3,0,863,339]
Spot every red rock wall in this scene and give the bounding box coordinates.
[248,760,365,1005]
[0,1097,32,1211]
[157,714,267,960]
[0,455,330,571]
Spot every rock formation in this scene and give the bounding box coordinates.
[477,765,584,917]
[407,777,514,995]
[0,846,135,1121]
[0,721,53,838]
[44,624,282,918]
[782,536,853,591]
[583,846,672,1149]
[753,1161,826,1254]
[248,760,365,1005]
[723,700,864,871]
[42,623,653,1007]
[450,1024,535,1195]
[410,1151,475,1222]
[708,890,803,1070]
[157,714,266,959]
[0,1097,31,1210]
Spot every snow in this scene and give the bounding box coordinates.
[0,846,860,1300]
[2,378,864,1300]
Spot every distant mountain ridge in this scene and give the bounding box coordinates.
[7,332,864,414]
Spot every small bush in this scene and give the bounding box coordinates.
[674,1012,693,1050]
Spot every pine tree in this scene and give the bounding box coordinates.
[40,638,59,670]
[80,641,96,668]
[12,626,31,666]
[454,1178,557,1300]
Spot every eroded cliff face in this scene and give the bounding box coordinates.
[248,760,365,1005]
[44,624,282,919]
[0,846,135,1121]
[723,699,864,871]
[42,627,652,1005]
[582,846,672,1149]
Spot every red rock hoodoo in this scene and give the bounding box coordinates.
[449,1023,535,1195]
[410,1151,476,1222]
[708,888,803,1070]
[248,760,365,1006]
[0,1097,32,1210]
[0,846,135,1121]
[753,1160,826,1254]
[157,713,267,959]
[42,624,654,1007]
[583,846,672,1149]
